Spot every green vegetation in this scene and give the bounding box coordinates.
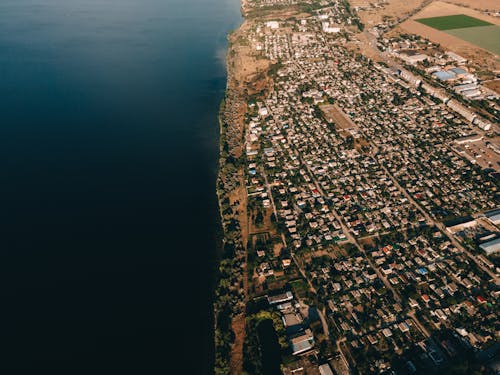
[214,96,246,374]
[447,25,500,55]
[416,14,492,30]
[243,309,288,375]
[289,279,308,298]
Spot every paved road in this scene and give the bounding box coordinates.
[379,159,499,283]
[408,310,431,338]
[264,84,491,343]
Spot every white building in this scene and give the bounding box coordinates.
[322,22,340,33]
[266,21,279,30]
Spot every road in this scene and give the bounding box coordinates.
[264,95,441,340]
[378,158,499,283]
[260,166,278,218]
[408,310,431,338]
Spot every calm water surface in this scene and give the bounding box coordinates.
[0,0,241,373]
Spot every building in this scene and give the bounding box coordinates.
[399,52,428,65]
[268,291,294,305]
[322,22,340,33]
[446,51,467,64]
[479,237,500,256]
[454,135,483,145]
[398,68,422,86]
[291,329,314,355]
[445,216,477,233]
[433,70,456,81]
[485,209,500,225]
[473,118,492,131]
[266,21,279,29]
[447,100,477,123]
[318,363,335,375]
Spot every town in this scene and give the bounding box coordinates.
[214,0,499,374]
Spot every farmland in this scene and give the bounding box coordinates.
[414,14,500,55]
[398,1,500,70]
[447,25,500,55]
[416,14,493,30]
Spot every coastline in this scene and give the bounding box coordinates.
[213,0,278,372]
[213,10,248,375]
[214,0,500,373]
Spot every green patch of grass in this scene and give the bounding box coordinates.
[416,14,492,30]
[290,279,308,297]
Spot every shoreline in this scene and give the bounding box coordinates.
[212,2,282,372]
[213,7,248,373]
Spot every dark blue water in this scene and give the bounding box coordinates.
[0,0,241,373]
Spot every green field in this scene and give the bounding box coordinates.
[447,25,500,55]
[417,14,493,30]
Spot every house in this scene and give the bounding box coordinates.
[318,363,334,375]
[291,329,314,355]
[479,238,500,256]
[268,291,293,305]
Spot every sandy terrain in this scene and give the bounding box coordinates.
[356,0,429,26]
[443,0,500,12]
[355,0,500,27]
[408,1,500,23]
[229,22,271,90]
[484,79,500,94]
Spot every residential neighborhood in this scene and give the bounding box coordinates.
[215,0,499,374]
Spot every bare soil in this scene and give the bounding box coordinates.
[408,1,499,22]
[484,79,500,94]
[442,0,500,12]
[356,0,428,27]
[320,104,358,130]
[229,314,246,375]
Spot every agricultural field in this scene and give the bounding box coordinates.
[447,25,500,55]
[416,14,499,55]
[416,14,493,30]
[397,1,500,69]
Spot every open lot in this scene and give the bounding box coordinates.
[320,104,358,130]
[416,14,493,30]
[356,0,427,27]
[484,79,500,95]
[454,137,500,171]
[445,0,500,11]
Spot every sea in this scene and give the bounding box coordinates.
[0,0,242,373]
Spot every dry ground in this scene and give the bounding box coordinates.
[229,21,271,90]
[407,1,499,22]
[320,104,359,130]
[458,137,500,171]
[356,0,428,27]
[484,79,500,94]
[229,315,246,374]
[443,0,500,11]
